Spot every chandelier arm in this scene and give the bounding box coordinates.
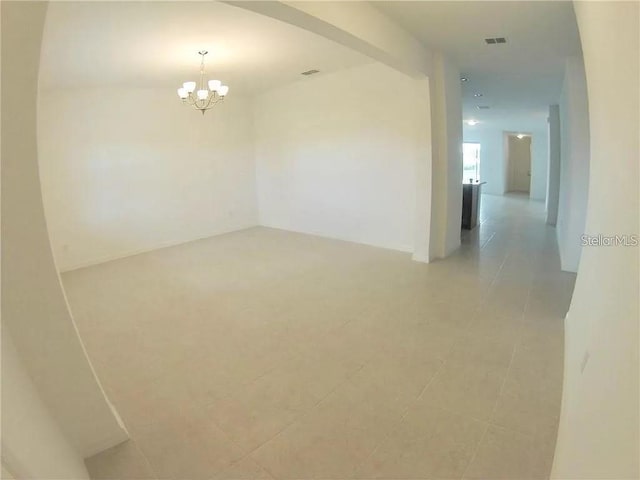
[196,94,216,112]
[184,94,198,106]
[200,97,212,111]
[204,93,219,110]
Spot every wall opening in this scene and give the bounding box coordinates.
[506,133,532,193]
[462,142,481,184]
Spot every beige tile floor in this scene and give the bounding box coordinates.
[64,194,576,480]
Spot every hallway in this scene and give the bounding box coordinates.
[64,194,576,479]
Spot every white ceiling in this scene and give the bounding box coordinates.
[375,1,582,130]
[41,1,582,130]
[39,1,372,94]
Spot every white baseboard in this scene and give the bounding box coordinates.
[258,222,414,255]
[59,223,258,273]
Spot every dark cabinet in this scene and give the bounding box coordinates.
[462,182,485,230]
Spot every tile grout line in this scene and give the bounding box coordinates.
[374,218,514,480]
[240,361,370,478]
[460,268,534,480]
[349,235,511,479]
[132,440,160,480]
[181,307,381,478]
[458,218,532,479]
[351,357,449,479]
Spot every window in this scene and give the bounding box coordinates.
[463,143,481,183]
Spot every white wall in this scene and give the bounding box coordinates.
[411,76,433,263]
[429,52,462,259]
[529,128,548,200]
[442,55,464,256]
[546,104,561,225]
[556,56,590,273]
[1,0,128,467]
[552,2,639,478]
[254,62,430,254]
[463,124,548,200]
[38,88,257,271]
[1,332,89,479]
[0,6,81,479]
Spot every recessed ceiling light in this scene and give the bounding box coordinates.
[517,134,526,139]
[461,77,468,82]
[473,93,483,97]
[467,120,479,126]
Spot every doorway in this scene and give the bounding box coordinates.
[463,143,481,184]
[506,134,532,193]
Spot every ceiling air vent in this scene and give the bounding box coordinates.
[477,105,491,110]
[485,37,507,44]
[301,69,320,76]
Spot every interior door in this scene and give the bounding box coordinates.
[507,134,531,193]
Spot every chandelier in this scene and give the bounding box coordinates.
[177,50,229,114]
